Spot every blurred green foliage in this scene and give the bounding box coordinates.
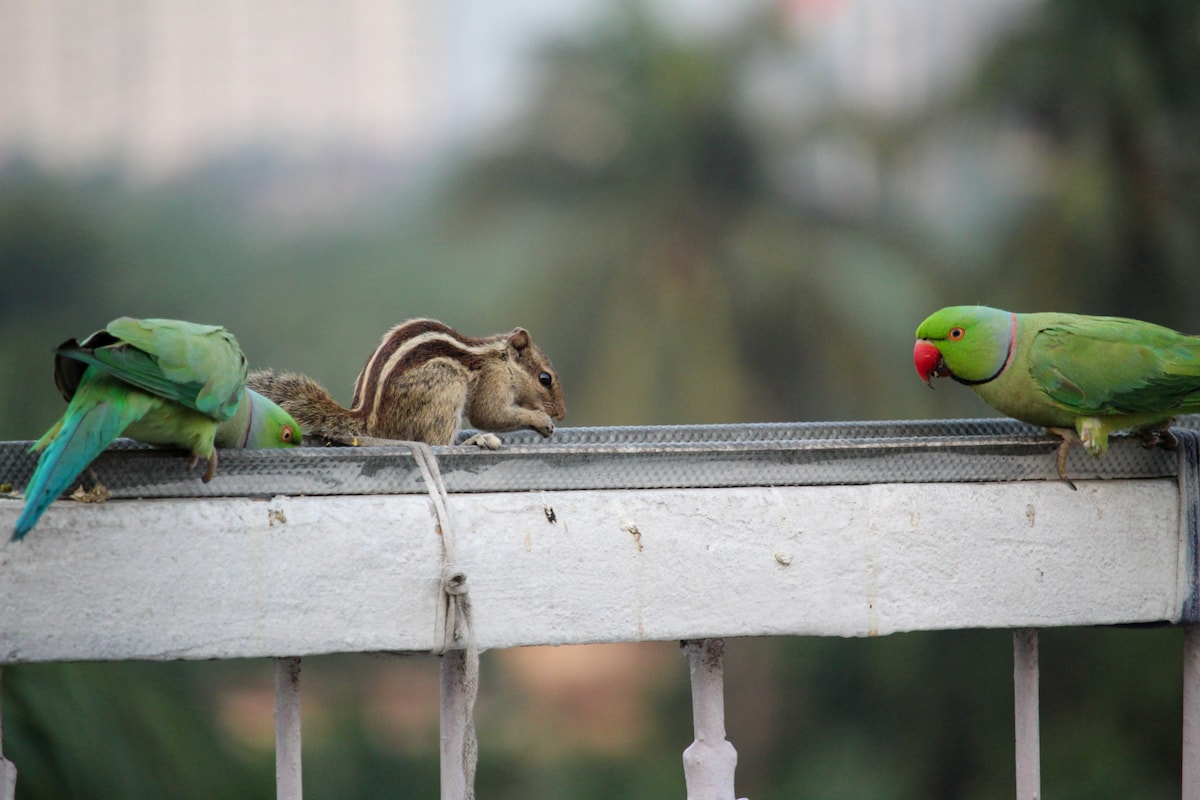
[3,0,1200,797]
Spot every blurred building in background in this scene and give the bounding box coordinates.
[0,0,1030,180]
[0,0,598,177]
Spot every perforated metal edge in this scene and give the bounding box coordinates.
[0,418,1189,500]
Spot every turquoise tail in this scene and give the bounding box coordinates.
[13,397,134,541]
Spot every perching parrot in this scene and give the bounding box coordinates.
[13,317,301,540]
[914,305,1200,480]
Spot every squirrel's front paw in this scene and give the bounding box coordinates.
[463,432,503,450]
[532,416,555,438]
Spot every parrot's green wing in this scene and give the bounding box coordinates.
[57,318,248,422]
[1029,316,1200,416]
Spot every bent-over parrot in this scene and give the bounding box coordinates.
[914,305,1200,480]
[13,317,300,540]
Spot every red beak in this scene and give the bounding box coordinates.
[913,340,947,385]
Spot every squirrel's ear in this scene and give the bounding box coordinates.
[507,328,531,354]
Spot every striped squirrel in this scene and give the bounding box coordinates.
[247,319,565,448]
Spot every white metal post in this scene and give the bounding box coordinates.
[1013,629,1040,800]
[1183,627,1200,799]
[0,666,16,800]
[681,639,744,800]
[275,657,303,800]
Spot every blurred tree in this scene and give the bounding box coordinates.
[0,174,103,321]
[5,662,271,799]
[961,0,1200,325]
[440,1,940,426]
[444,3,768,425]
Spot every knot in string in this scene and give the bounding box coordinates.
[435,566,472,655]
[442,569,469,595]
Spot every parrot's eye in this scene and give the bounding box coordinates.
[282,425,295,443]
[948,327,965,341]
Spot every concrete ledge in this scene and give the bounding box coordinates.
[0,475,1186,663]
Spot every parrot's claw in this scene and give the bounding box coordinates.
[187,452,219,483]
[1047,427,1079,491]
[202,452,218,483]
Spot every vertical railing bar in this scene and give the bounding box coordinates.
[440,649,471,800]
[274,657,303,800]
[1013,628,1041,800]
[1178,431,1200,800]
[1183,627,1200,799]
[0,666,17,800]
[681,638,744,800]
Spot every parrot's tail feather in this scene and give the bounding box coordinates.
[12,402,132,541]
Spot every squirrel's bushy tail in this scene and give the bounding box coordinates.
[246,370,367,444]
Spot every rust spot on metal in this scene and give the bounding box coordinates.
[282,656,302,686]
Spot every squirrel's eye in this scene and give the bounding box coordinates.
[948,327,965,341]
[538,371,553,388]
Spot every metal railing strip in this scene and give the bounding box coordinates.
[1013,629,1041,800]
[0,418,1187,500]
[274,658,303,800]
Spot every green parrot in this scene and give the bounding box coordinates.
[13,317,301,540]
[914,305,1200,479]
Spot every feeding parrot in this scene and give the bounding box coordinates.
[914,305,1200,480]
[13,317,301,540]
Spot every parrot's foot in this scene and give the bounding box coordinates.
[187,452,219,483]
[1046,427,1079,491]
[1075,417,1109,458]
[1139,426,1179,451]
